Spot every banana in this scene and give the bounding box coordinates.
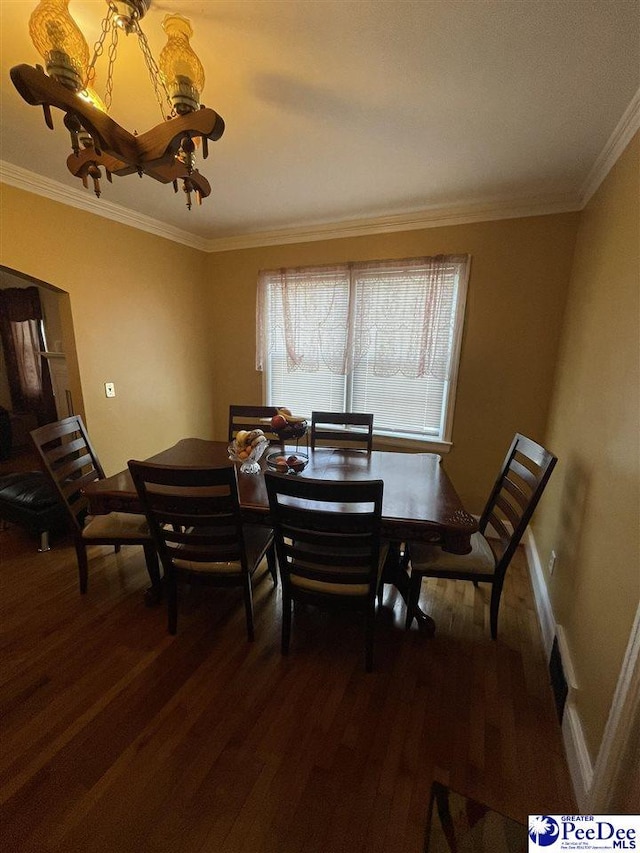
[276,409,306,424]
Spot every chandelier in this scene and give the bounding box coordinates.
[10,0,225,209]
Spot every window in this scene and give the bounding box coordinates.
[256,254,470,447]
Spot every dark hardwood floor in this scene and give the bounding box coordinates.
[0,523,575,852]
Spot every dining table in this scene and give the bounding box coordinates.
[83,438,478,632]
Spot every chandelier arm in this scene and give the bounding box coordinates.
[11,64,224,167]
[151,163,211,196]
[67,148,212,198]
[133,108,225,163]
[10,64,139,160]
[67,149,130,179]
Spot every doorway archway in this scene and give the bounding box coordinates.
[0,265,85,461]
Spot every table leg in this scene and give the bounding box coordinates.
[382,541,435,636]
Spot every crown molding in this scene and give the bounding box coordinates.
[1,159,581,253]
[580,87,640,206]
[0,161,211,252]
[205,194,582,252]
[5,123,634,253]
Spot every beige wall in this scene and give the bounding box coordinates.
[205,214,579,512]
[533,133,640,762]
[0,188,581,505]
[0,185,211,474]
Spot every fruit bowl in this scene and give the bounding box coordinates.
[266,450,309,474]
[275,420,308,442]
[228,436,269,474]
[269,409,308,442]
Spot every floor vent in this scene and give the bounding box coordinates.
[549,635,568,723]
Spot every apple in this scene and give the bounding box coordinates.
[271,414,287,430]
[286,455,299,465]
[290,459,305,472]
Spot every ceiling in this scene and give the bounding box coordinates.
[1,0,638,249]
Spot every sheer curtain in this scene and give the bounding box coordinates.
[0,286,57,425]
[256,255,470,380]
[256,265,352,374]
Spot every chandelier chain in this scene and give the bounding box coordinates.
[83,6,171,119]
[135,27,174,120]
[85,8,114,94]
[102,22,121,113]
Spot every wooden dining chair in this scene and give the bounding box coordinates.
[128,460,276,639]
[228,405,279,443]
[405,433,557,638]
[30,415,161,598]
[265,471,386,671]
[310,411,374,452]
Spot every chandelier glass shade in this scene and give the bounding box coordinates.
[28,0,90,92]
[159,15,205,115]
[11,0,225,208]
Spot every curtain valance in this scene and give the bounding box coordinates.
[256,254,470,380]
[0,287,44,322]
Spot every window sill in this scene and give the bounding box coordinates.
[372,434,453,454]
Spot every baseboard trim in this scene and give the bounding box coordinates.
[587,603,640,811]
[562,703,594,810]
[523,528,555,657]
[524,528,593,810]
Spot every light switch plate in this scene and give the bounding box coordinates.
[104,382,116,398]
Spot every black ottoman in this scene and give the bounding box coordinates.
[0,471,68,551]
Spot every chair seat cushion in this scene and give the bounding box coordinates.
[82,512,150,540]
[173,556,243,575]
[291,542,389,596]
[172,524,274,576]
[409,531,496,576]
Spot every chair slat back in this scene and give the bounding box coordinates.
[310,411,374,452]
[228,405,279,442]
[30,415,104,531]
[479,433,557,567]
[265,472,383,593]
[128,461,247,575]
